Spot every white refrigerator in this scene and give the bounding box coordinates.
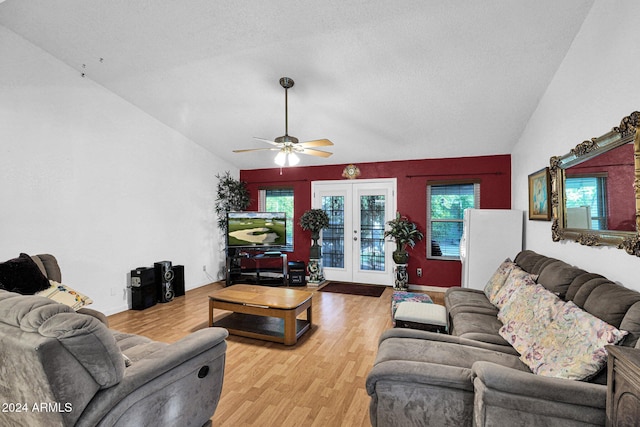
[460,208,523,290]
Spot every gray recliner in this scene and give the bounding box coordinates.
[0,254,228,427]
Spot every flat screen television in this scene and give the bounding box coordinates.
[226,211,287,248]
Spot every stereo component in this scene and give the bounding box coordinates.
[130,267,157,310]
[155,261,174,303]
[172,265,185,297]
[288,260,306,286]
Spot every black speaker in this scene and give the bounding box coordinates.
[173,265,185,297]
[154,261,174,303]
[131,267,157,310]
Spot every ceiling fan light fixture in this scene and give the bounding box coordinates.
[288,152,300,166]
[274,151,287,166]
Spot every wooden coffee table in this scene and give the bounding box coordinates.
[209,284,312,345]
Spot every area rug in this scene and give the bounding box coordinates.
[318,282,386,297]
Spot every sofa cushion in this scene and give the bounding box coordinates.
[619,302,640,348]
[514,250,555,275]
[483,258,516,302]
[520,301,627,380]
[450,312,511,347]
[445,288,499,318]
[31,254,62,283]
[513,250,545,272]
[536,261,586,299]
[565,273,607,302]
[582,282,640,330]
[0,253,51,294]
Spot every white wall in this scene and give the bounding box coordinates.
[0,26,236,314]
[512,0,640,290]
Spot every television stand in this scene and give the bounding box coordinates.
[226,249,288,287]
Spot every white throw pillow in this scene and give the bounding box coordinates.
[36,280,93,310]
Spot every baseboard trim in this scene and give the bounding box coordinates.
[408,284,452,293]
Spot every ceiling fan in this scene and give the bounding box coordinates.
[233,77,333,166]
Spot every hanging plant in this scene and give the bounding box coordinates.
[215,171,250,231]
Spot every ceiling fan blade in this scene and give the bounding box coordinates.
[233,148,280,153]
[299,139,333,148]
[253,137,281,146]
[300,148,333,158]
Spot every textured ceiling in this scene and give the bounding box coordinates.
[0,0,594,170]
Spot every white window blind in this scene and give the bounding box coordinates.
[427,183,480,259]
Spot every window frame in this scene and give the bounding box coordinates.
[426,180,480,260]
[259,187,295,252]
[564,173,608,230]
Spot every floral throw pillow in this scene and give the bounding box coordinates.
[520,301,628,380]
[483,258,516,301]
[490,267,537,309]
[498,284,564,355]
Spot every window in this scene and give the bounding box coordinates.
[427,182,479,259]
[259,188,294,250]
[565,175,607,230]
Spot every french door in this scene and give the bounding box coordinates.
[312,179,396,285]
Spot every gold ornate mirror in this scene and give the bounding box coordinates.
[550,111,640,256]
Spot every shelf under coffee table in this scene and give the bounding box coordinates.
[208,284,312,345]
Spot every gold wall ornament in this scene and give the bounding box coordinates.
[342,164,361,179]
[619,235,640,257]
[614,111,640,137]
[549,110,640,257]
[570,139,598,157]
[575,233,601,247]
[551,218,562,242]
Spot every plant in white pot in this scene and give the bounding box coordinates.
[384,212,424,263]
[384,212,424,290]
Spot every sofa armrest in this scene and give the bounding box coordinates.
[472,361,606,426]
[77,328,228,427]
[366,360,476,427]
[366,359,474,395]
[379,328,519,355]
[472,361,605,406]
[77,307,109,326]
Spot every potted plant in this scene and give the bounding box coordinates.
[384,212,424,264]
[299,209,330,259]
[214,171,250,232]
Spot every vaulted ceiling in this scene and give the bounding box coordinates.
[0,1,595,170]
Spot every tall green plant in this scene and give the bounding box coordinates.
[215,171,250,231]
[384,212,424,252]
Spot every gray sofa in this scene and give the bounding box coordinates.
[0,254,228,427]
[366,250,640,426]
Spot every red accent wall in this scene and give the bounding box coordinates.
[240,154,511,288]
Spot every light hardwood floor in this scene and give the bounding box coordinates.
[108,283,445,426]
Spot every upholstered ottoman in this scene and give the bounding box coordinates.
[394,301,447,333]
[391,291,447,332]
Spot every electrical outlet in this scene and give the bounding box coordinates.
[202,265,206,272]
[416,268,422,277]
